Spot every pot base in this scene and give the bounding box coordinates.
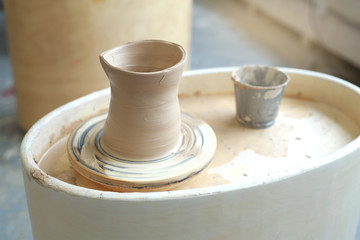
[67,112,216,191]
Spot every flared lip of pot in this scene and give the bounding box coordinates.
[99,39,187,75]
[21,67,360,201]
[231,64,290,90]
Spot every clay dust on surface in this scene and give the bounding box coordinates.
[38,93,359,191]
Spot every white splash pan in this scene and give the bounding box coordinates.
[21,68,360,240]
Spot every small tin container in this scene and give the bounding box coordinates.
[232,65,290,128]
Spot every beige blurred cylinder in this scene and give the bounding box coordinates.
[4,0,192,131]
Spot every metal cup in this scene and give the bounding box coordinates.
[231,65,290,128]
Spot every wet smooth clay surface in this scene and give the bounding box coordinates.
[99,41,186,160]
[39,93,360,191]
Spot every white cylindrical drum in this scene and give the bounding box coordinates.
[21,68,360,240]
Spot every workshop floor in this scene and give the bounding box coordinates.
[0,0,359,239]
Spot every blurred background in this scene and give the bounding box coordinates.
[0,0,359,239]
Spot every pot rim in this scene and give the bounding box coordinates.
[99,39,187,75]
[21,67,360,201]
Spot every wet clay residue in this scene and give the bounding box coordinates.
[179,93,360,188]
[30,168,47,183]
[33,108,108,164]
[39,137,106,191]
[38,93,360,191]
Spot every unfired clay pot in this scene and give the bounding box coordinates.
[66,40,216,191]
[99,40,185,160]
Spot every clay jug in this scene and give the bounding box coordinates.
[99,40,187,160]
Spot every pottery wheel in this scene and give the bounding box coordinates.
[67,112,216,191]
